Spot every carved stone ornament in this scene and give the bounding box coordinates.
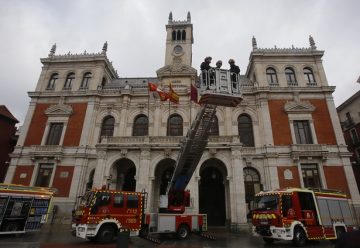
[121,149,128,157]
[164,148,171,157]
[284,101,315,114]
[284,169,293,180]
[156,64,197,77]
[45,104,73,117]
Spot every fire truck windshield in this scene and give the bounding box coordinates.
[254,194,279,211]
[79,191,94,207]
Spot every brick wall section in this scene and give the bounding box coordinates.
[24,103,87,147]
[63,103,87,146]
[24,104,49,146]
[309,99,336,145]
[51,165,74,197]
[268,100,292,145]
[12,166,34,185]
[277,166,301,188]
[323,166,350,197]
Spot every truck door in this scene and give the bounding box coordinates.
[125,194,141,230]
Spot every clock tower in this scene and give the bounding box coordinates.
[164,11,194,66]
[157,12,197,84]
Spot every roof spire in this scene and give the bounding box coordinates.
[309,35,316,49]
[102,41,108,54]
[168,11,173,23]
[187,11,191,22]
[49,43,56,57]
[252,36,257,50]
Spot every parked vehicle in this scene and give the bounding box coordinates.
[252,187,358,246]
[0,183,54,235]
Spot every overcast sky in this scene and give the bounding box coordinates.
[1,0,359,125]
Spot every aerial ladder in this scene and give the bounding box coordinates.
[165,68,243,214]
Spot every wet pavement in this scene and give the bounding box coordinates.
[0,224,336,248]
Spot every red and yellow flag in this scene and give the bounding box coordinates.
[169,83,179,104]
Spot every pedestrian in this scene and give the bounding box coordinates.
[200,56,212,71]
[216,60,222,69]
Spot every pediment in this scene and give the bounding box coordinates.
[156,64,197,77]
[284,101,316,113]
[45,104,73,117]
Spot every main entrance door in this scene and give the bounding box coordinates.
[199,160,226,226]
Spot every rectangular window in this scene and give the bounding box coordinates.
[114,194,124,208]
[34,164,54,187]
[46,123,64,145]
[350,129,359,144]
[301,164,321,188]
[127,195,138,209]
[294,120,313,144]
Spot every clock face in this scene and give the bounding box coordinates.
[173,45,183,54]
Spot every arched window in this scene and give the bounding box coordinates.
[133,114,148,136]
[81,72,92,89]
[243,167,261,214]
[209,116,219,136]
[177,30,181,40]
[266,68,278,85]
[64,73,75,89]
[167,114,183,136]
[285,67,297,85]
[100,116,115,139]
[182,30,186,40]
[172,30,176,41]
[303,67,316,85]
[238,114,254,147]
[47,73,58,89]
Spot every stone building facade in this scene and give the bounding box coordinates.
[337,89,360,194]
[5,12,360,227]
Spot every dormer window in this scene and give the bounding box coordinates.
[303,67,316,85]
[47,73,58,89]
[266,68,278,85]
[64,73,75,89]
[285,67,297,85]
[80,72,92,89]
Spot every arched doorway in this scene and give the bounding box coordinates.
[153,158,175,212]
[199,159,227,226]
[111,158,136,191]
[243,167,262,217]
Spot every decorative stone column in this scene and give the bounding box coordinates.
[229,148,248,232]
[93,150,107,189]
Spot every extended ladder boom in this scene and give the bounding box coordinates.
[166,104,217,194]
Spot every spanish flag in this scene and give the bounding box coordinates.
[169,83,179,104]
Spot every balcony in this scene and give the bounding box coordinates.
[290,144,328,160]
[29,145,64,159]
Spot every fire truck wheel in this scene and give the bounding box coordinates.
[177,224,190,239]
[263,237,274,244]
[293,227,307,247]
[96,225,116,243]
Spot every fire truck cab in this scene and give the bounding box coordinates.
[252,188,358,246]
[72,189,146,243]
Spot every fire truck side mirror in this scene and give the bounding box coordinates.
[52,205,58,214]
[184,192,190,207]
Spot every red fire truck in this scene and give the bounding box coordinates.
[252,188,358,246]
[0,183,54,235]
[72,68,242,243]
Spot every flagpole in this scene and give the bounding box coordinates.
[147,79,150,136]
